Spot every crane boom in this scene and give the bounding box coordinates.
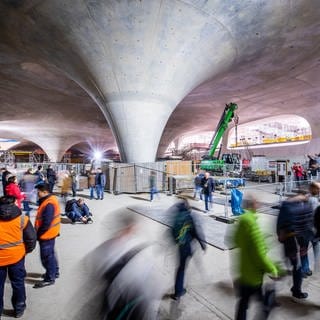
[208,103,238,157]
[200,102,238,172]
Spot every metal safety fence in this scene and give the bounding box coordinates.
[215,177,319,220]
[0,161,197,195]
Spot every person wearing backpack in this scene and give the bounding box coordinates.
[170,199,206,300]
[277,192,312,301]
[193,171,204,201]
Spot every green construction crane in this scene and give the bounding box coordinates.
[200,102,238,172]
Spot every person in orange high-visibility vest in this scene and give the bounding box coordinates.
[0,196,36,318]
[33,183,61,289]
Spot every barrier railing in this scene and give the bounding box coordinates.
[219,177,319,219]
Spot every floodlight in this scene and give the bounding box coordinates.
[93,151,102,160]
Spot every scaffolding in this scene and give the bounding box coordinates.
[28,151,49,163]
[0,151,15,166]
[62,152,71,163]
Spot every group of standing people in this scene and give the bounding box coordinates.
[292,154,320,187]
[61,166,106,200]
[1,165,57,217]
[87,168,106,200]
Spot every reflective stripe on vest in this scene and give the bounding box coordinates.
[0,213,28,266]
[35,213,60,229]
[0,214,25,250]
[0,240,23,249]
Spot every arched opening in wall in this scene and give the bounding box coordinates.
[7,140,49,163]
[164,132,213,160]
[227,115,312,150]
[63,142,119,164]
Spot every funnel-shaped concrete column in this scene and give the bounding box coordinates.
[37,145,66,163]
[3,0,292,162]
[32,136,82,163]
[108,99,172,163]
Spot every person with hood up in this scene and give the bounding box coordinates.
[0,196,36,318]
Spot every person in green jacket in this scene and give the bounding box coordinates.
[233,195,279,320]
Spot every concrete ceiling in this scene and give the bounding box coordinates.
[0,0,320,162]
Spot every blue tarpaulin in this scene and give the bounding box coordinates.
[231,188,244,215]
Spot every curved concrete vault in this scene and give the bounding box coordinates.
[0,0,320,162]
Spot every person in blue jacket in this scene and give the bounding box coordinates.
[66,198,93,224]
[201,172,215,212]
[95,168,106,200]
[277,193,313,300]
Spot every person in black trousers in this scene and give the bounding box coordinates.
[171,199,206,300]
[201,172,215,212]
[277,193,313,301]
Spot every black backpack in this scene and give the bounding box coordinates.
[65,199,77,213]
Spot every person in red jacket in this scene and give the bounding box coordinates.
[5,176,25,209]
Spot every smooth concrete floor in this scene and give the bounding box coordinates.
[2,185,320,320]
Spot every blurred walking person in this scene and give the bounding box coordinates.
[71,212,165,320]
[193,171,203,201]
[60,171,71,202]
[149,171,159,202]
[233,195,280,320]
[314,205,320,271]
[0,196,36,318]
[46,165,57,193]
[277,192,313,300]
[34,165,45,186]
[170,199,206,300]
[20,168,35,217]
[303,181,320,273]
